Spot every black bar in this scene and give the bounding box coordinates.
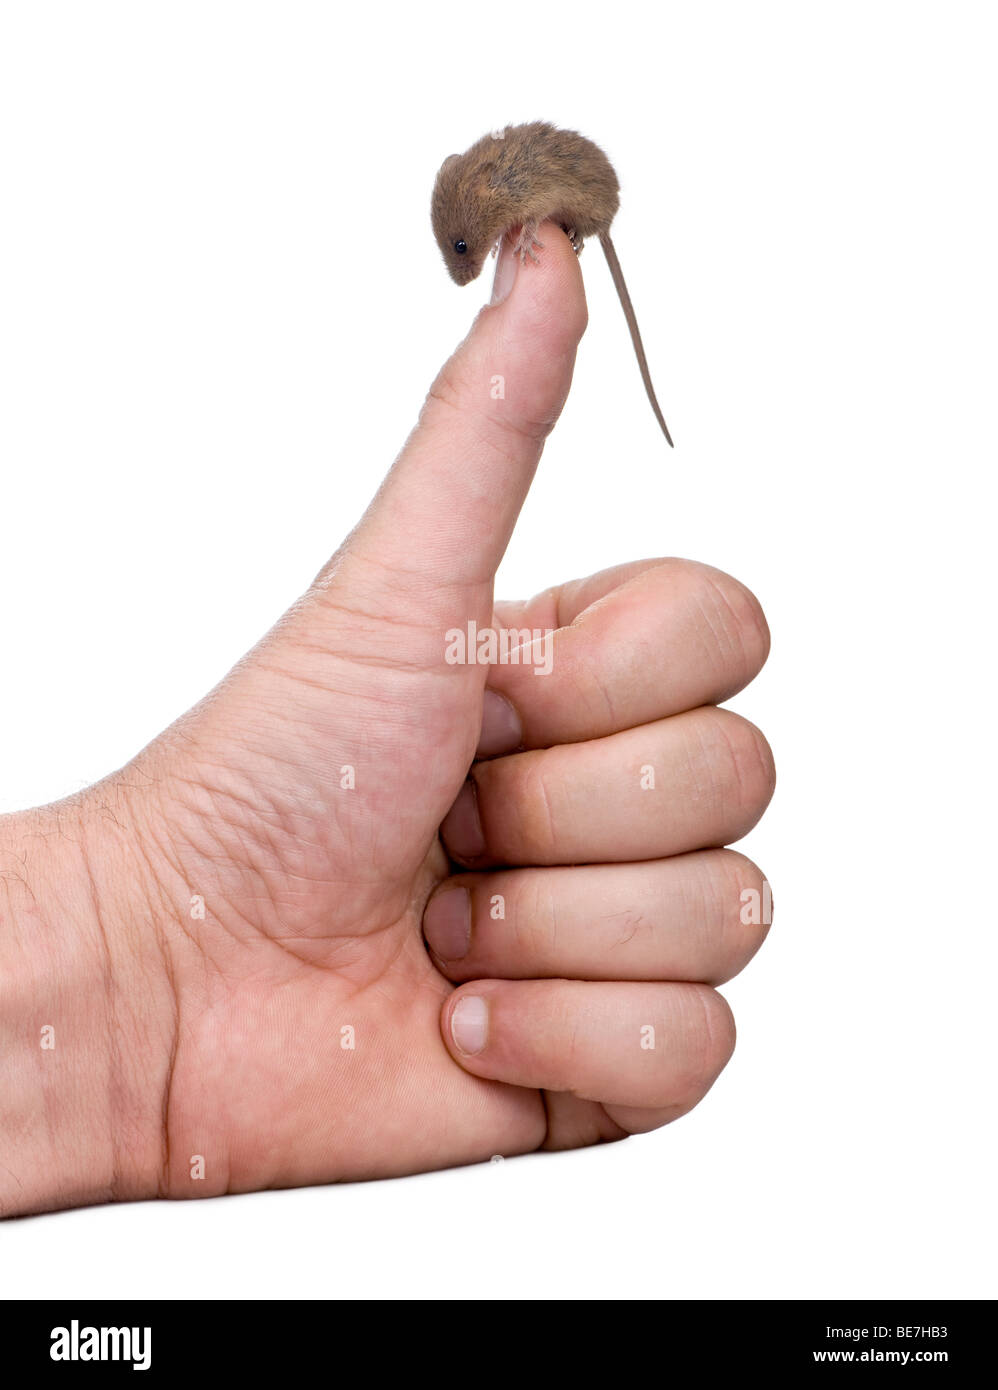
[3,1299,993,1377]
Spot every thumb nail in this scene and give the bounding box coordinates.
[451,995,489,1055]
[490,236,517,304]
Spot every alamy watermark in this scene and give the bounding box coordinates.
[444,621,554,676]
[50,1320,151,1371]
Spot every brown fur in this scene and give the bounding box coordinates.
[431,121,619,285]
[430,122,673,445]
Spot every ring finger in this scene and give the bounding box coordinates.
[423,849,771,984]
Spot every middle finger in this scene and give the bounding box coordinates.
[441,705,775,868]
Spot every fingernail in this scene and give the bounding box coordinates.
[476,690,522,758]
[424,886,471,961]
[490,236,517,304]
[441,779,485,862]
[451,995,488,1055]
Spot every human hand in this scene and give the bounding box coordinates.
[0,224,773,1213]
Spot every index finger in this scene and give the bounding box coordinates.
[482,558,771,751]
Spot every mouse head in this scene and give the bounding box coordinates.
[431,151,500,286]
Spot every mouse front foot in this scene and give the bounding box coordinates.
[511,221,545,265]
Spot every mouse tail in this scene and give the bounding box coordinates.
[598,231,674,447]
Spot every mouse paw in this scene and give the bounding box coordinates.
[564,226,584,254]
[512,221,545,265]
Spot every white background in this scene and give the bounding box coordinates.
[0,1,995,1299]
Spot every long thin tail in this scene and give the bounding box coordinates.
[599,231,674,447]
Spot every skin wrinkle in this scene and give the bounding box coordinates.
[166,851,290,966]
[683,710,729,819]
[145,770,412,972]
[545,871,561,966]
[712,713,773,829]
[257,649,436,681]
[424,379,550,471]
[75,815,125,1203]
[163,768,344,868]
[530,872,558,973]
[160,789,266,897]
[427,372,516,451]
[298,589,472,637]
[716,849,769,974]
[168,739,366,797]
[700,580,744,677]
[523,755,560,865]
[572,637,620,733]
[222,683,450,756]
[705,570,770,683]
[175,767,328,843]
[283,638,470,680]
[132,772,419,1194]
[692,985,736,1102]
[564,1013,583,1096]
[692,594,739,700]
[692,860,728,978]
[98,791,196,1197]
[131,798,258,969]
[19,845,61,1195]
[317,541,497,601]
[148,918,181,1199]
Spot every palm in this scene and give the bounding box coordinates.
[148,591,546,1194]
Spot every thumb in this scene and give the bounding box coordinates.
[312,222,588,637]
[135,227,588,907]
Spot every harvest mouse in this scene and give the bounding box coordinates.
[431,121,674,447]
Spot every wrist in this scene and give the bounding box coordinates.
[0,792,175,1215]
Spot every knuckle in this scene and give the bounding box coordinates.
[658,985,736,1111]
[712,850,773,980]
[515,755,561,864]
[699,986,737,1076]
[709,710,777,824]
[689,984,737,1087]
[691,566,771,693]
[706,568,771,666]
[509,872,553,972]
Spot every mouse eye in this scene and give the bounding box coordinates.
[454,240,468,255]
